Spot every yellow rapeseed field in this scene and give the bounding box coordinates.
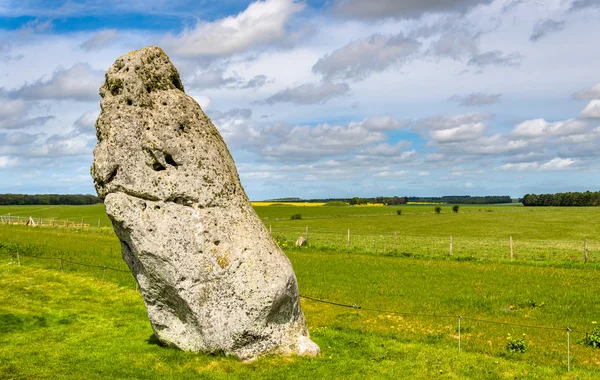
[250,202,326,207]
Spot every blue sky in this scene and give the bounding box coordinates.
[1,0,600,200]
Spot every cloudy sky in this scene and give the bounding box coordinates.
[1,0,599,200]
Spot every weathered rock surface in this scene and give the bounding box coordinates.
[91,46,319,360]
[295,236,306,247]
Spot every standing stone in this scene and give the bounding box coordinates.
[295,236,306,247]
[91,46,319,360]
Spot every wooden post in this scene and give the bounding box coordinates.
[52,217,55,227]
[347,229,350,249]
[38,217,42,226]
[7,213,9,224]
[269,224,272,234]
[510,236,514,260]
[394,231,397,252]
[81,219,84,228]
[17,251,20,266]
[305,226,308,242]
[449,235,453,255]
[584,239,589,263]
[97,219,101,230]
[66,218,69,227]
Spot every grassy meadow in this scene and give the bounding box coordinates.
[1,203,599,378]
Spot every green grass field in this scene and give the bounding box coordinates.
[1,203,599,378]
[2,203,598,262]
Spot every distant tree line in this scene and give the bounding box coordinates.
[407,196,512,204]
[0,194,102,205]
[348,196,408,205]
[264,195,512,205]
[521,191,600,206]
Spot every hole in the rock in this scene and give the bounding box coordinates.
[126,99,133,106]
[171,75,183,90]
[146,127,150,131]
[154,205,161,210]
[152,162,166,171]
[162,101,167,106]
[146,85,151,93]
[179,124,185,132]
[106,166,118,184]
[214,240,220,246]
[164,153,178,167]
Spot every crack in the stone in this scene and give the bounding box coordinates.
[107,188,202,207]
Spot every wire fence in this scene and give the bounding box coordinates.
[4,249,597,373]
[271,226,598,263]
[2,215,597,263]
[0,214,101,229]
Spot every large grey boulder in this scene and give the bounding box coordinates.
[91,46,319,360]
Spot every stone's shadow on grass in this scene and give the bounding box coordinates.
[147,333,168,347]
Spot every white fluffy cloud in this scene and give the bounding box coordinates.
[162,0,304,57]
[449,92,501,106]
[74,110,100,134]
[500,157,577,171]
[468,50,522,67]
[211,111,409,162]
[331,0,494,20]
[13,63,103,101]
[428,122,486,143]
[580,100,600,118]
[80,29,118,51]
[573,82,600,99]
[0,156,19,168]
[530,19,565,42]
[511,118,589,138]
[186,69,268,90]
[312,33,421,81]
[265,81,350,104]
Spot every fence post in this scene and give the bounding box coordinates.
[449,235,453,255]
[347,229,350,249]
[458,315,462,352]
[269,224,272,234]
[17,251,20,267]
[394,231,397,252]
[510,236,514,260]
[305,226,308,242]
[102,265,107,281]
[38,217,42,226]
[353,303,363,334]
[7,213,9,224]
[584,239,588,263]
[59,259,63,272]
[52,217,55,227]
[66,218,69,228]
[567,327,571,372]
[98,219,101,230]
[81,219,84,229]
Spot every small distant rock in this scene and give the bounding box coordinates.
[295,236,306,246]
